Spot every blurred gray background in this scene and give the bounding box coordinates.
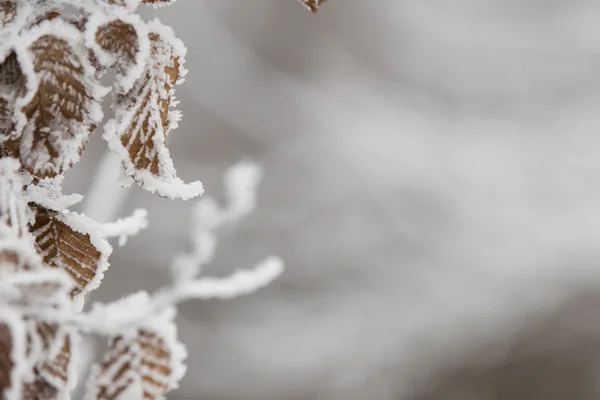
[65,1,600,399]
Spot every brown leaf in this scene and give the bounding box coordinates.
[29,205,109,299]
[22,327,73,400]
[119,31,178,176]
[95,19,140,76]
[17,33,100,178]
[0,52,21,85]
[104,22,202,199]
[90,329,176,400]
[39,333,71,387]
[299,0,327,13]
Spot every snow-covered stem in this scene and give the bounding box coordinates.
[100,208,149,247]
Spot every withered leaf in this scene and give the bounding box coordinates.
[22,326,73,400]
[118,31,179,177]
[103,22,202,200]
[16,32,101,179]
[88,329,179,400]
[96,20,138,63]
[38,333,72,390]
[299,0,327,13]
[29,205,110,300]
[94,18,140,80]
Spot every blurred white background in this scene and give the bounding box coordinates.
[65,1,600,399]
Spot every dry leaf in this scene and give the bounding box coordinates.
[29,205,110,300]
[299,0,327,13]
[22,326,73,399]
[16,30,102,179]
[96,20,138,64]
[118,31,178,177]
[38,333,71,389]
[88,329,180,400]
[103,21,202,200]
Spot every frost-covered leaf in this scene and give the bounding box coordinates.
[85,311,186,400]
[23,326,77,400]
[29,205,111,305]
[299,0,327,13]
[103,19,202,200]
[86,12,149,91]
[14,21,105,179]
[96,19,138,63]
[37,332,74,394]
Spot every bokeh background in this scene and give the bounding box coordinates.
[65,1,600,399]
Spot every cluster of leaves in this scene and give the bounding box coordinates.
[0,0,317,398]
[1,0,202,200]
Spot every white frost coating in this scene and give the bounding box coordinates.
[24,176,83,211]
[176,256,284,300]
[57,211,113,311]
[84,10,150,93]
[100,208,148,247]
[171,162,263,282]
[78,257,283,334]
[0,308,27,400]
[79,291,154,335]
[0,268,73,310]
